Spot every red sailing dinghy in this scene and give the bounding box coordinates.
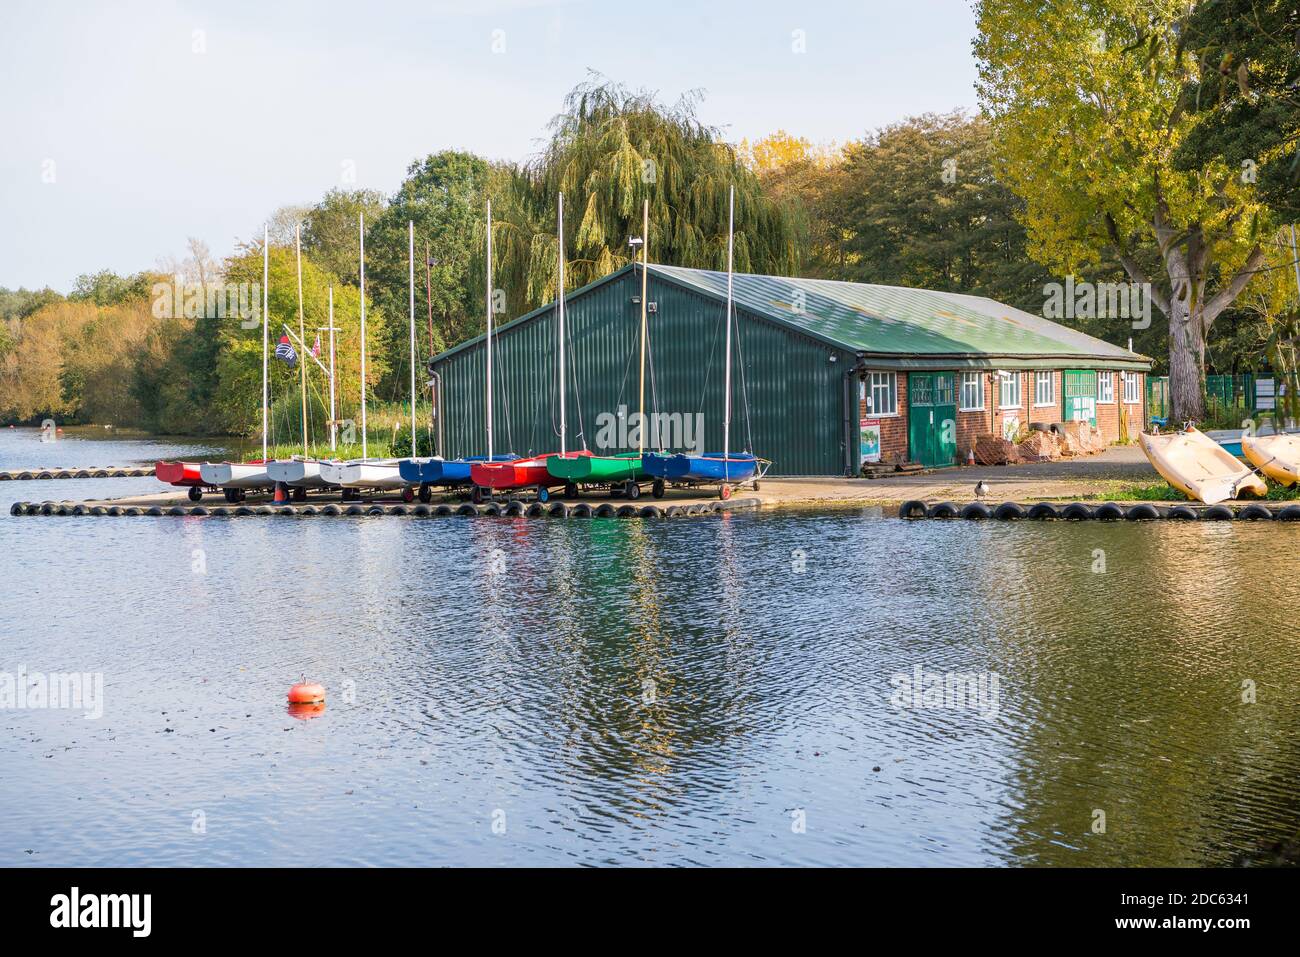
[155,461,211,501]
[470,451,590,502]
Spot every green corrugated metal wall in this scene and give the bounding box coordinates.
[433,268,850,475]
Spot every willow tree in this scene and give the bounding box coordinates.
[976,0,1274,421]
[511,77,799,308]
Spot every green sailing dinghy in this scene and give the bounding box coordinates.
[547,451,647,496]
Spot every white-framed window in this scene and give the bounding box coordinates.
[1097,372,1115,404]
[999,372,1022,410]
[959,371,984,411]
[861,372,898,417]
[1122,371,1141,404]
[1033,371,1055,407]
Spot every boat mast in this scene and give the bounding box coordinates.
[558,193,566,457]
[638,198,648,456]
[325,287,337,452]
[486,200,494,460]
[261,225,269,461]
[359,212,368,459]
[723,186,735,471]
[295,223,308,457]
[408,220,417,458]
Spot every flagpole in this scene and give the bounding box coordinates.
[327,287,337,452]
[638,198,648,456]
[486,200,493,461]
[294,223,309,457]
[409,220,417,459]
[262,225,269,462]
[359,212,368,460]
[723,186,734,476]
[558,193,566,457]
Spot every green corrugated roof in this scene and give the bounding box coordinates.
[650,264,1152,370]
[431,262,1152,370]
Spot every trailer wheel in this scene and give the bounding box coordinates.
[719,484,732,500]
[418,483,432,503]
[291,486,307,502]
[565,482,578,499]
[625,480,640,500]
[537,486,550,503]
[652,479,665,499]
[401,486,415,503]
[471,486,484,504]
[187,486,203,502]
[752,481,760,492]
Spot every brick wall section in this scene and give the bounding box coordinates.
[856,372,910,463]
[858,369,1146,466]
[1095,370,1145,443]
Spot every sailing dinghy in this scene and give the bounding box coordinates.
[267,457,330,489]
[1242,433,1300,487]
[200,225,275,503]
[155,460,211,501]
[1139,427,1267,504]
[641,186,767,499]
[471,452,587,501]
[547,196,650,497]
[320,458,407,490]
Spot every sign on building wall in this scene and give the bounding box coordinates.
[860,418,881,465]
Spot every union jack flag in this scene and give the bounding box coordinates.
[275,334,297,367]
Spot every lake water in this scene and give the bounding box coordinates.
[2,427,1298,866]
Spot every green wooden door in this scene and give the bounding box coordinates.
[1063,370,1098,426]
[909,373,957,467]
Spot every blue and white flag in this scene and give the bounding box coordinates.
[275,334,297,367]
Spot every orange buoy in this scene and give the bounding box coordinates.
[287,701,326,720]
[288,680,325,704]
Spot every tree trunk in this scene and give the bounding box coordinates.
[1168,307,1206,423]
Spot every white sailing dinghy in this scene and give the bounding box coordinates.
[201,226,274,501]
[317,216,416,495]
[264,225,339,495]
[267,456,327,488]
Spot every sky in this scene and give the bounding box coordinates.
[0,0,980,291]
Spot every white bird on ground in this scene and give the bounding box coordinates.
[974,480,990,499]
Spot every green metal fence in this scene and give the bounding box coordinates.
[1146,374,1259,424]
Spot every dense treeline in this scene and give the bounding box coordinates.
[3,41,1296,433]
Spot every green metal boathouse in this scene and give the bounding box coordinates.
[427,264,1152,475]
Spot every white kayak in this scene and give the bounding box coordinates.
[318,458,408,490]
[1242,433,1300,487]
[199,461,272,489]
[1138,428,1267,504]
[266,459,330,488]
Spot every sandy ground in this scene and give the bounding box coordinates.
[15,447,1160,512]
[757,446,1159,508]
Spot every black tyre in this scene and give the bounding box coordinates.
[1124,503,1159,521]
[625,481,640,500]
[418,483,432,503]
[652,479,665,499]
[187,486,203,502]
[1238,503,1273,520]
[565,482,578,499]
[1094,502,1125,521]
